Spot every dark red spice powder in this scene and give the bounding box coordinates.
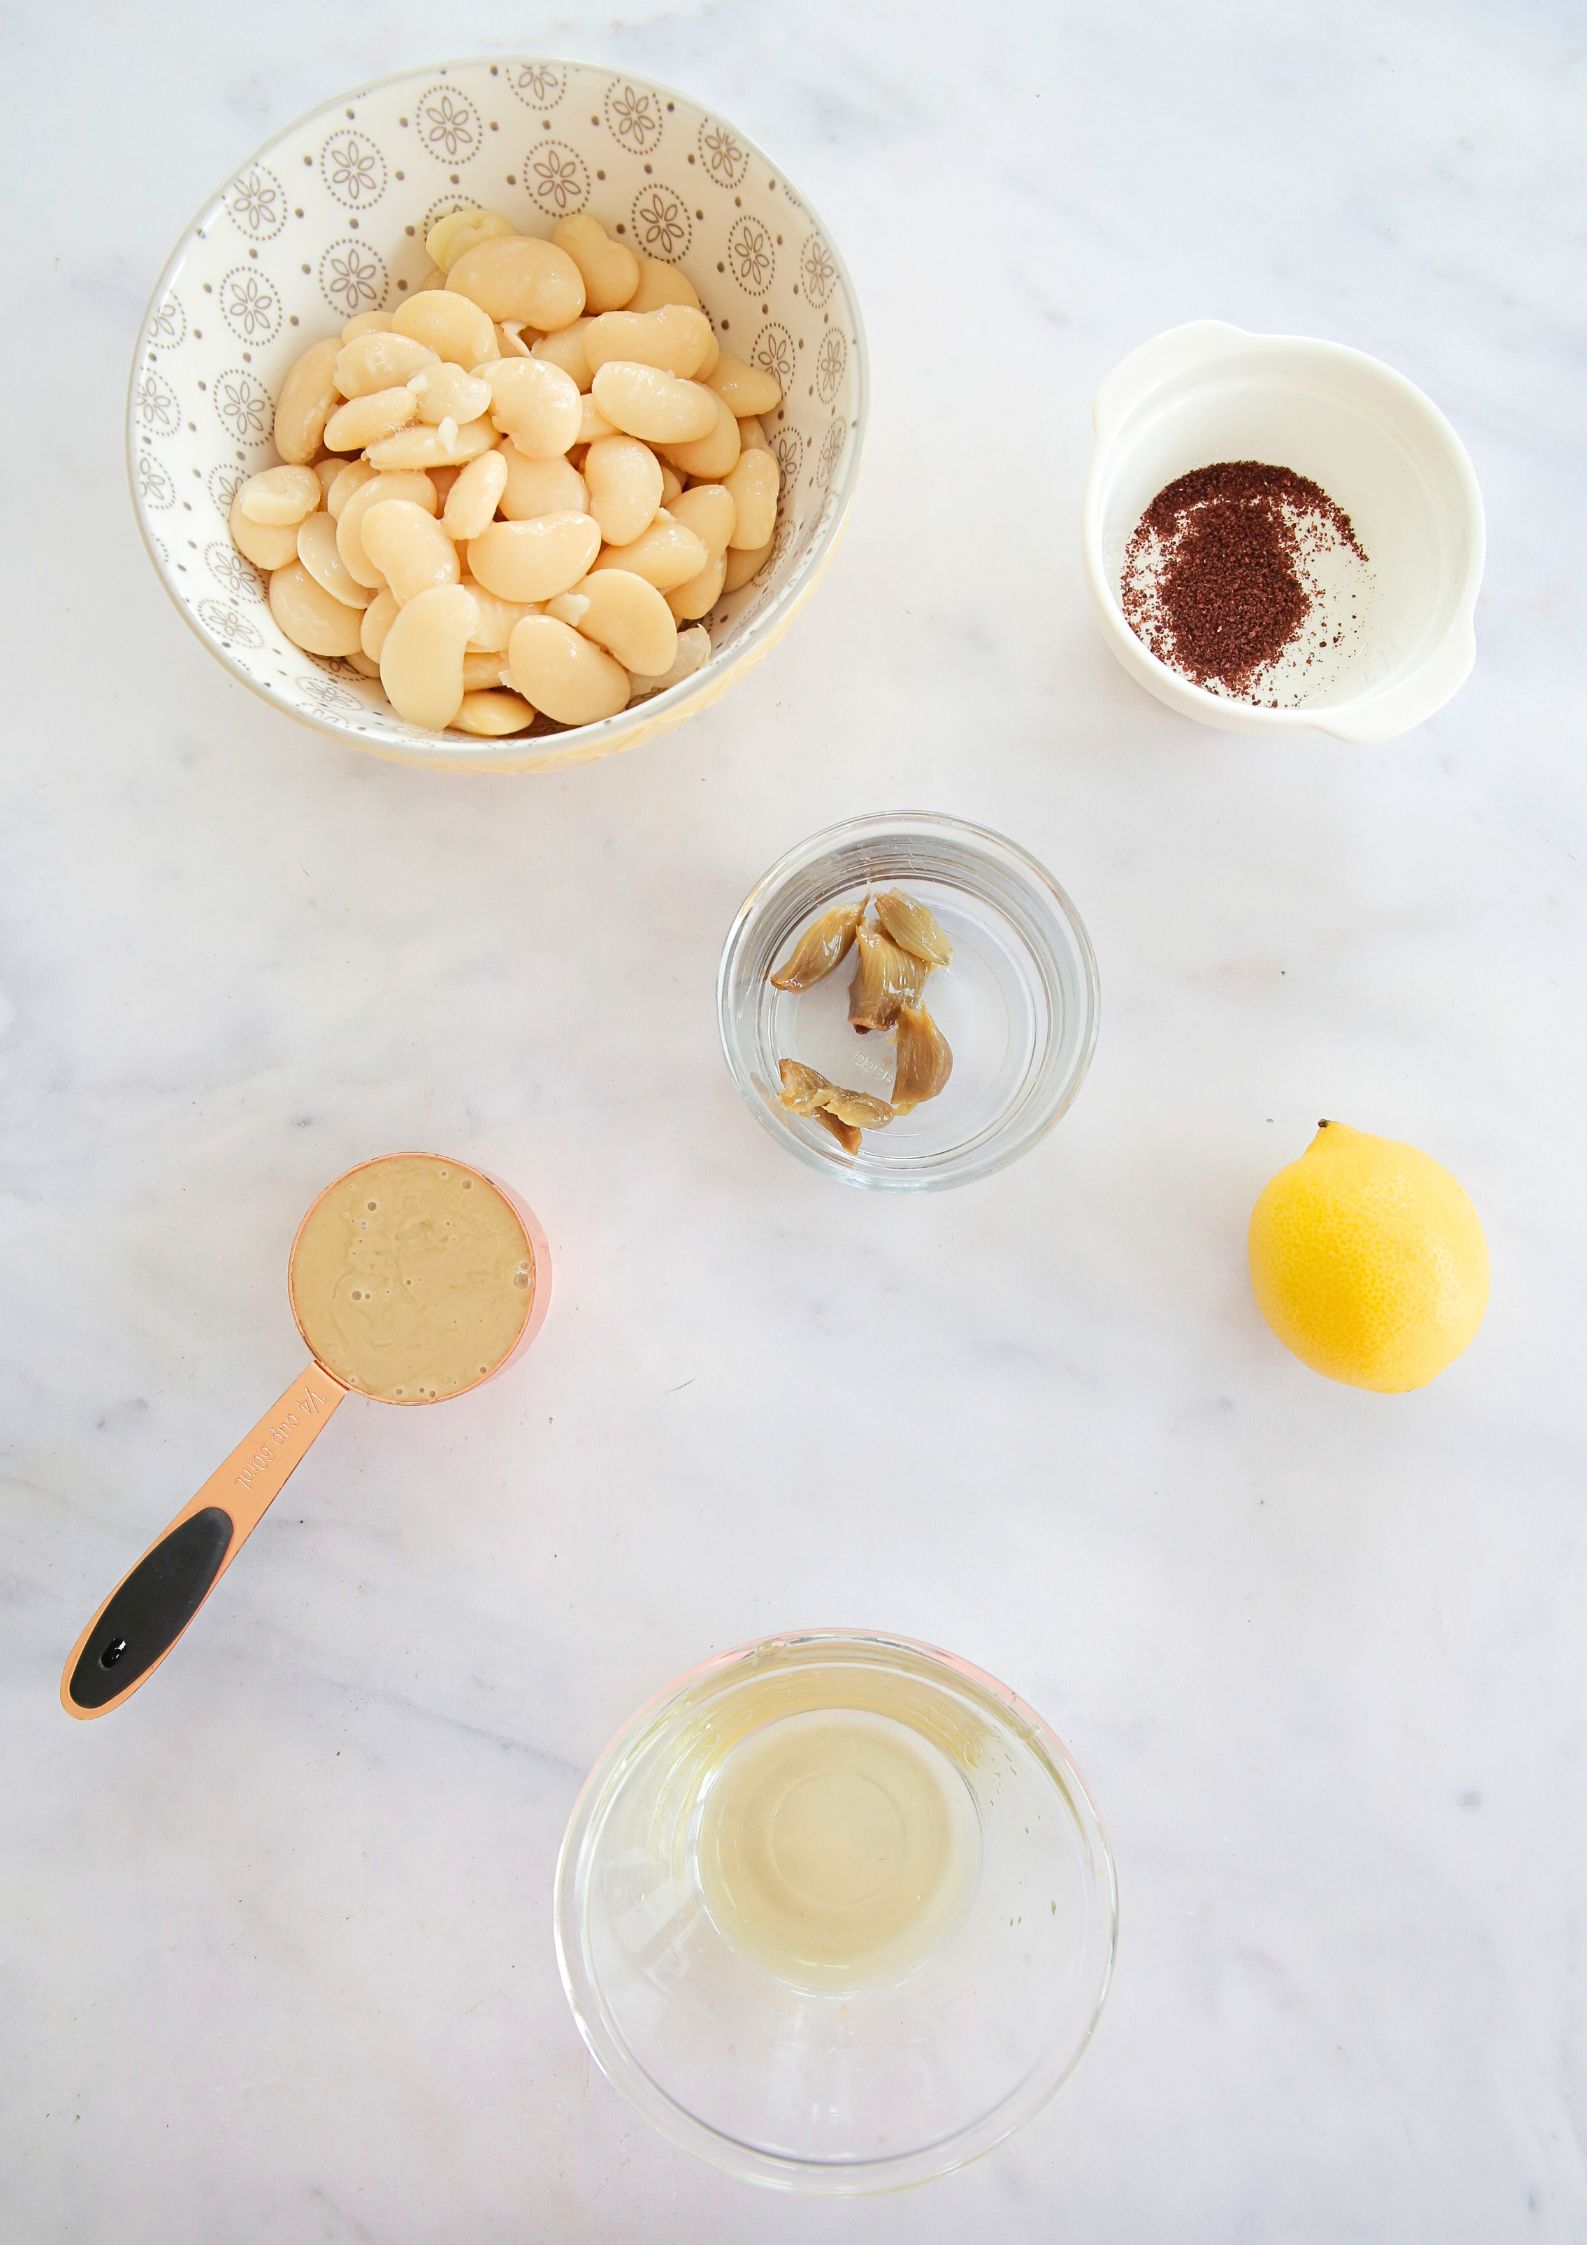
[1121,461,1368,701]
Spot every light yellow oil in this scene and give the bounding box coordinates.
[693,1708,981,1990]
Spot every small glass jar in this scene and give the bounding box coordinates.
[717,812,1100,1190]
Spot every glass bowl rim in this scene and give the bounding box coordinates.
[715,810,1101,1192]
[553,1623,1120,2195]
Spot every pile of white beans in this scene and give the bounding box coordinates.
[228,207,784,737]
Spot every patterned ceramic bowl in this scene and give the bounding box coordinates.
[128,58,868,772]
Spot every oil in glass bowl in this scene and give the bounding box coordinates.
[555,1629,1118,2192]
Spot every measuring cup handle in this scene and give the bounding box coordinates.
[60,1366,347,1720]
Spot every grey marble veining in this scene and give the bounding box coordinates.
[3,1,1585,2240]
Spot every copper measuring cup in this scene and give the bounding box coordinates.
[61,1153,550,1720]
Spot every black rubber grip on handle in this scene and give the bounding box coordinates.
[66,1507,236,1711]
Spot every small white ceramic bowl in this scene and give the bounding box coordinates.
[127,58,867,772]
[1081,320,1483,744]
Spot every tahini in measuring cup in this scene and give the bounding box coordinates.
[60,1152,550,1718]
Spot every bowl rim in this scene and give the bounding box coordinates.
[1079,318,1486,742]
[125,53,871,772]
[553,1624,1120,2195]
[716,809,1102,1192]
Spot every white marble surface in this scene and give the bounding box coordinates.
[3,1,1585,2237]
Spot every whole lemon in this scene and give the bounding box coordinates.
[1247,1121,1489,1392]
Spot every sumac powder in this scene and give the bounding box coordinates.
[1120,461,1369,703]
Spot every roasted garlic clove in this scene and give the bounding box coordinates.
[815,1084,894,1129]
[848,923,928,1032]
[778,1058,831,1113]
[812,1106,861,1156]
[779,1058,892,1132]
[770,897,867,990]
[892,1002,954,1111]
[874,888,953,970]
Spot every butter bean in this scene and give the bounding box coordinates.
[426,464,460,508]
[584,305,714,380]
[378,583,478,729]
[582,435,663,548]
[737,415,769,453]
[722,535,773,591]
[454,688,536,736]
[442,449,508,542]
[297,510,375,608]
[697,329,721,380]
[666,551,727,623]
[336,470,438,589]
[360,587,399,660]
[408,361,492,426]
[591,361,717,445]
[506,614,629,725]
[273,337,341,465]
[345,648,381,677]
[631,622,711,698]
[499,451,587,521]
[578,396,617,445]
[659,463,685,506]
[237,464,321,527]
[707,350,783,418]
[547,568,677,676]
[448,235,585,329]
[415,267,448,294]
[551,214,640,314]
[393,289,497,369]
[461,579,539,652]
[493,321,533,359]
[462,648,514,690]
[483,357,581,459]
[659,389,741,479]
[341,309,395,341]
[589,513,709,592]
[334,330,437,398]
[530,318,593,390]
[327,459,375,518]
[323,386,418,452]
[724,446,780,550]
[314,456,343,506]
[229,489,299,570]
[627,255,701,314]
[365,417,496,470]
[360,500,461,605]
[426,207,518,273]
[667,483,735,561]
[268,559,364,656]
[467,512,602,602]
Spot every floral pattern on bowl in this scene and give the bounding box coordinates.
[128,57,867,773]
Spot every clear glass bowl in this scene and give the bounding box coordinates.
[554,1628,1118,2194]
[717,814,1100,1190]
